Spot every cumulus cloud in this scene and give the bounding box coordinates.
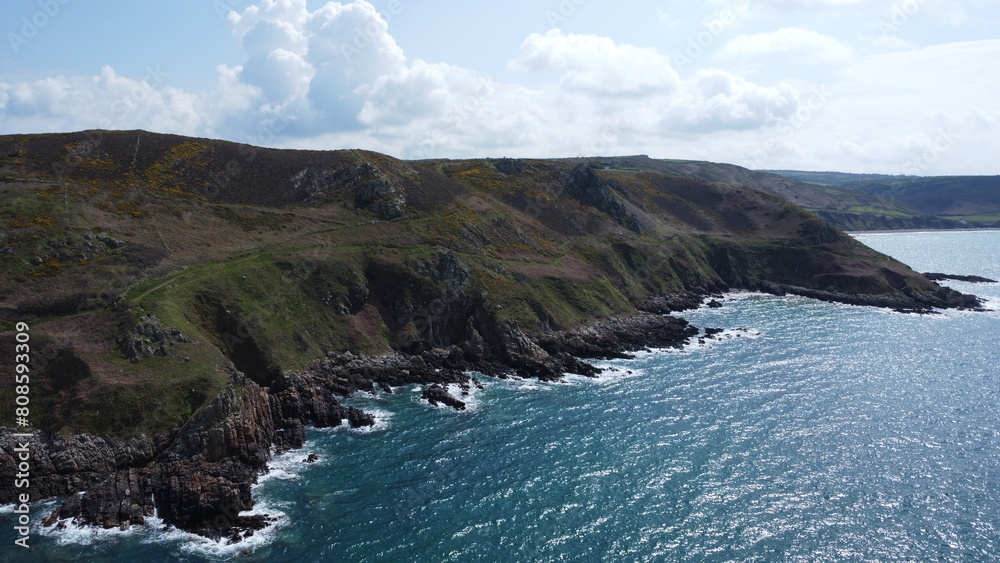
[5,0,994,174]
[510,30,681,96]
[0,3,805,164]
[506,29,800,137]
[662,70,799,131]
[3,0,800,158]
[720,27,854,64]
[0,66,203,135]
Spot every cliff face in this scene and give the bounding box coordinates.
[0,130,986,538]
[0,369,378,539]
[0,309,701,538]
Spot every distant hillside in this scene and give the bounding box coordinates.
[767,170,1000,229]
[0,129,974,438]
[559,157,972,231]
[0,130,984,539]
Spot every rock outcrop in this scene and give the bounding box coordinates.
[537,314,698,360]
[752,280,983,313]
[422,384,466,410]
[922,272,998,284]
[561,165,650,234]
[0,368,377,541]
[0,299,704,541]
[291,159,405,219]
[118,314,190,363]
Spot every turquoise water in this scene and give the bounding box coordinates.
[7,231,1000,562]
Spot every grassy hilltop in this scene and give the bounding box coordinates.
[0,130,971,438]
[764,169,1000,229]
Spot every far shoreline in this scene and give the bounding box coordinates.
[847,228,1000,235]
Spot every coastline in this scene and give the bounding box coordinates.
[3,271,989,545]
[847,228,1000,235]
[1,295,708,543]
[6,279,994,549]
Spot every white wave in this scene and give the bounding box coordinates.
[562,365,649,386]
[255,446,316,485]
[496,376,556,392]
[713,291,773,303]
[36,512,151,547]
[34,489,287,557]
[415,383,481,413]
[311,407,394,434]
[689,328,764,349]
[579,469,616,479]
[351,407,393,433]
[165,496,288,559]
[931,297,1000,319]
[447,382,484,411]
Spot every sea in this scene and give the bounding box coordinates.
[5,230,1000,562]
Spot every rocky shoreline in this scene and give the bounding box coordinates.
[0,297,705,543]
[1,283,986,544]
[922,272,998,284]
[752,280,984,314]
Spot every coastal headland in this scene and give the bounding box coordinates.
[0,130,983,541]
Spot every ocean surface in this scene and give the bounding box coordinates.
[6,230,1000,562]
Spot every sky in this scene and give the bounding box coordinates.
[1,0,998,175]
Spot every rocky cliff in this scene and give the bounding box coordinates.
[0,130,986,540]
[0,303,703,539]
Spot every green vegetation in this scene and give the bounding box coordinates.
[844,206,914,218]
[766,169,1000,228]
[0,130,969,438]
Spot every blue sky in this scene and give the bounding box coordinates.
[1,0,998,174]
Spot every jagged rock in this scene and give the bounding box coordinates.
[13,372,297,538]
[492,157,525,175]
[754,280,983,312]
[98,235,125,249]
[640,292,709,314]
[922,272,998,284]
[537,314,698,362]
[291,160,405,219]
[342,407,376,427]
[561,164,647,234]
[118,315,190,363]
[415,247,471,290]
[422,384,466,410]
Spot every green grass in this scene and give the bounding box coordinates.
[3,130,970,440]
[846,206,914,218]
[135,249,387,369]
[950,212,1000,224]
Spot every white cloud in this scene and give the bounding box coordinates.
[733,39,1000,173]
[663,70,799,131]
[721,27,854,64]
[510,30,681,96]
[0,3,804,161]
[1,1,996,175]
[755,0,876,7]
[0,67,203,134]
